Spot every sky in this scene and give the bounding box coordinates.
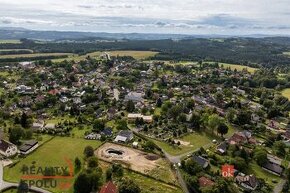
[0,0,290,35]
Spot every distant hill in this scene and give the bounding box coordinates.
[1,27,287,41]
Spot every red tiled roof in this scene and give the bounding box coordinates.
[99,181,117,193]
[198,176,214,187]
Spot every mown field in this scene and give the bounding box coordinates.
[4,137,102,193]
[0,39,21,44]
[0,53,72,59]
[0,49,34,53]
[219,63,258,73]
[53,50,158,62]
[281,88,290,100]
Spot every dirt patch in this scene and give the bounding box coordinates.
[174,139,190,146]
[146,154,160,161]
[95,143,162,173]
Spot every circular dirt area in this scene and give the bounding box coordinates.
[145,154,160,161]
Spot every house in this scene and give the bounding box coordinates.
[44,123,56,130]
[19,140,39,155]
[132,141,139,148]
[198,176,214,188]
[31,120,44,130]
[192,155,209,168]
[228,131,256,145]
[127,114,153,123]
[99,181,117,193]
[101,128,113,137]
[216,142,228,155]
[228,133,247,145]
[0,140,18,157]
[124,92,144,103]
[19,61,35,69]
[114,130,133,143]
[235,174,258,190]
[113,89,120,101]
[262,161,283,176]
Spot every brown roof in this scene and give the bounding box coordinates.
[99,181,117,193]
[198,176,214,187]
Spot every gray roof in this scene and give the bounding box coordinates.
[118,130,133,138]
[262,162,283,175]
[192,155,208,168]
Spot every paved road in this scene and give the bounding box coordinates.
[0,161,52,193]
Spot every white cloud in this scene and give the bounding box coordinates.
[0,0,289,34]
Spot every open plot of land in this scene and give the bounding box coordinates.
[219,63,258,73]
[0,53,72,59]
[96,143,162,173]
[99,161,182,193]
[0,39,21,44]
[4,137,102,193]
[281,88,290,100]
[153,132,213,156]
[53,50,158,62]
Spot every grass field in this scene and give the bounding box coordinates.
[0,53,72,59]
[281,88,290,100]
[0,49,34,53]
[219,63,258,73]
[283,52,290,57]
[99,161,182,193]
[53,50,158,62]
[153,132,214,156]
[0,39,21,44]
[4,137,102,193]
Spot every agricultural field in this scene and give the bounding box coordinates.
[219,63,258,73]
[0,53,72,59]
[53,50,158,62]
[0,39,21,44]
[0,49,34,52]
[281,88,290,100]
[4,137,102,193]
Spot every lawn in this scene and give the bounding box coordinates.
[153,132,213,156]
[281,88,290,100]
[219,63,258,73]
[53,50,158,62]
[0,39,21,44]
[4,137,102,193]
